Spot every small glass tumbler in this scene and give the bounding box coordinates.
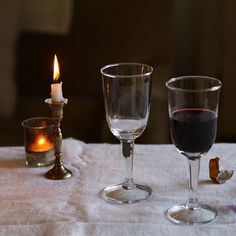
[22,117,55,167]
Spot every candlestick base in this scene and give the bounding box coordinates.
[45,165,72,180]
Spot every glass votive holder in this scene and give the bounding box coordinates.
[22,117,55,167]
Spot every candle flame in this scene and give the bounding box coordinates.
[28,135,53,152]
[37,137,46,146]
[53,54,60,82]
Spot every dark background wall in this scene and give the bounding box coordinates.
[0,0,235,146]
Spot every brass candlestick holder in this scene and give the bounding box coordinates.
[45,98,72,180]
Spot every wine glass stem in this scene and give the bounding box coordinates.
[121,140,135,190]
[187,157,200,210]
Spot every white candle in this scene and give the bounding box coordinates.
[51,82,64,102]
[51,54,64,102]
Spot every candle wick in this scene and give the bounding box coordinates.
[53,79,61,84]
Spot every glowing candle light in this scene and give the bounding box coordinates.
[51,54,64,102]
[29,135,53,152]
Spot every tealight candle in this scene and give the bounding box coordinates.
[22,117,55,167]
[29,135,53,152]
[51,54,64,102]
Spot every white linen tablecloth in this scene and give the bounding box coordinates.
[0,138,236,235]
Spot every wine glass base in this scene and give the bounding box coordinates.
[101,183,152,204]
[165,204,217,225]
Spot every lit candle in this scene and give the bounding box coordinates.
[51,54,64,102]
[29,135,53,152]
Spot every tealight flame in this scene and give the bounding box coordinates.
[37,136,46,146]
[53,54,60,82]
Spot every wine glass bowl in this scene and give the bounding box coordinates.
[165,76,221,225]
[100,63,153,204]
[170,108,217,158]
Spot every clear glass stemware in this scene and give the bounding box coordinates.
[165,76,222,225]
[100,62,153,204]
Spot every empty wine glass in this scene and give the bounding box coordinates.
[100,62,153,204]
[165,76,221,225]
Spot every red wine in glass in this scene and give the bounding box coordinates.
[165,76,221,225]
[170,108,217,157]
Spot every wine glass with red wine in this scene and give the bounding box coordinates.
[165,76,221,225]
